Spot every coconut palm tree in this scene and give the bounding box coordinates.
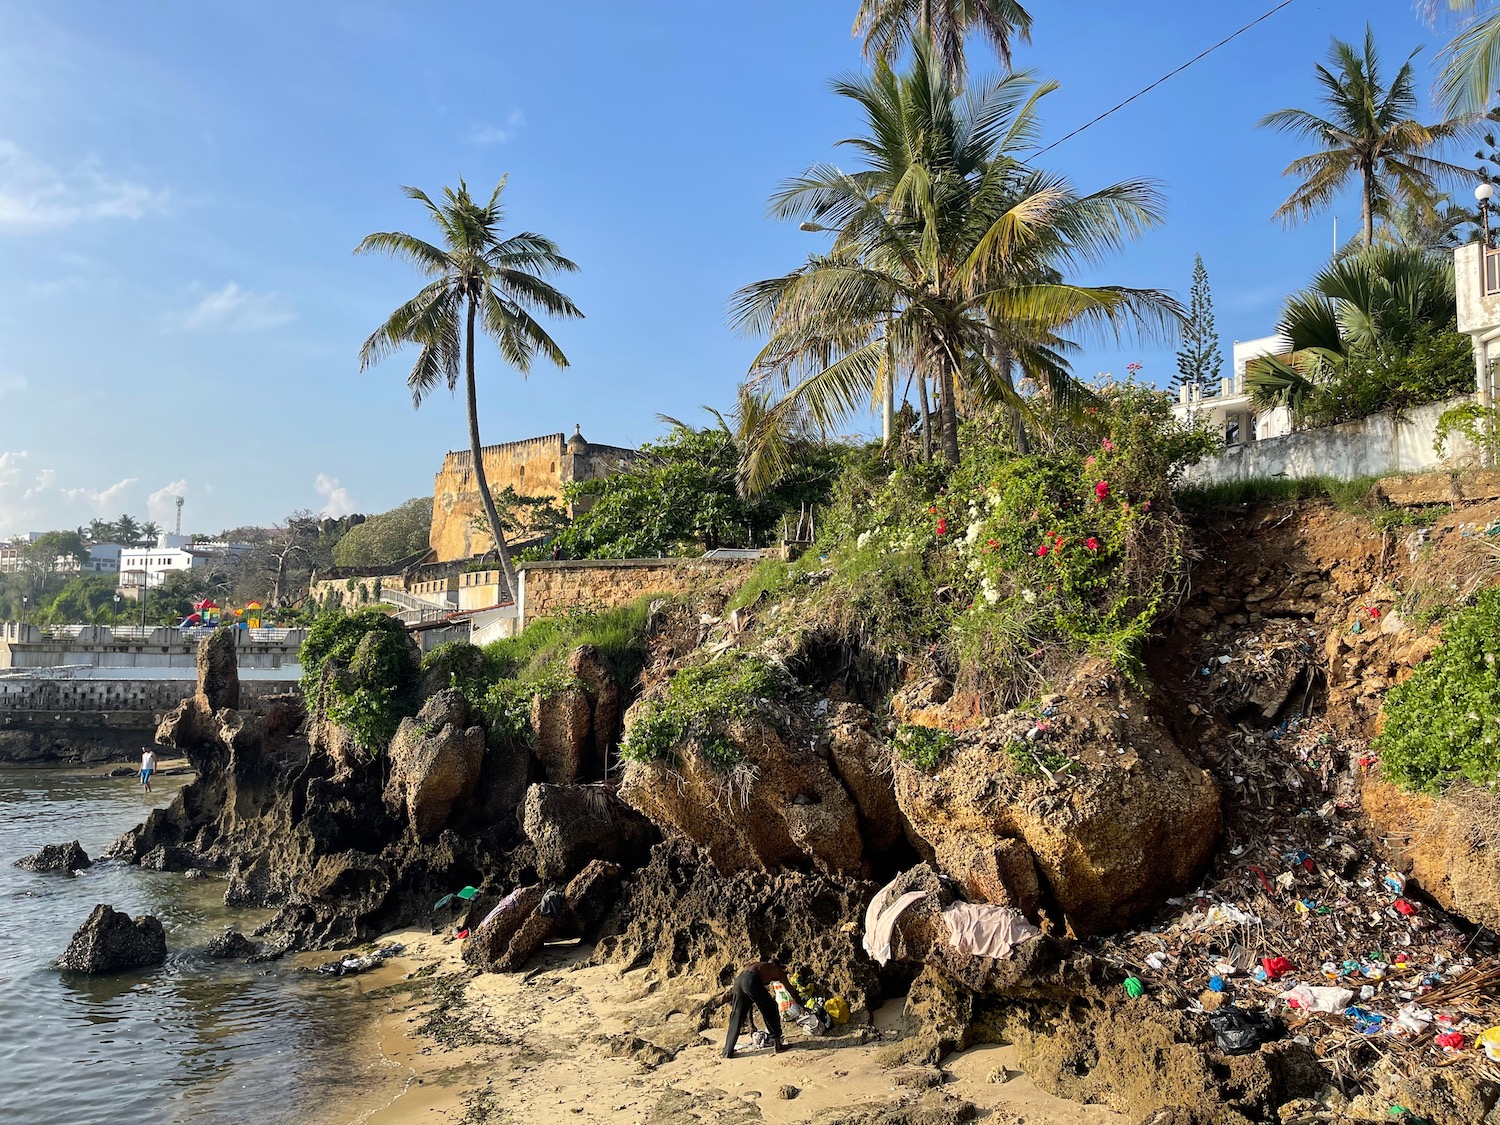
[1260,26,1471,246]
[357,178,581,593]
[113,514,140,544]
[854,0,1032,83]
[1435,1,1500,115]
[730,44,1176,478]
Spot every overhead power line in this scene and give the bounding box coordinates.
[1027,0,1300,160]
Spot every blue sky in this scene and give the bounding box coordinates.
[0,0,1468,536]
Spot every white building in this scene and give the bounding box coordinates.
[81,543,123,574]
[1171,333,1294,446]
[117,535,252,595]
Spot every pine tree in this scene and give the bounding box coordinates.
[1175,255,1222,398]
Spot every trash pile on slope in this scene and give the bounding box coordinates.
[1088,711,1500,1091]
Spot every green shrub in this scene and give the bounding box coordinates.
[1376,589,1500,793]
[300,610,421,753]
[1297,324,1474,429]
[619,651,781,771]
[894,724,955,771]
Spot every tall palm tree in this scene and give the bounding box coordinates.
[855,0,1031,83]
[140,521,162,543]
[730,44,1176,478]
[357,178,581,593]
[1260,26,1470,246]
[113,514,140,544]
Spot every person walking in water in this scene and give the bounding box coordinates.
[140,748,157,793]
[722,960,804,1058]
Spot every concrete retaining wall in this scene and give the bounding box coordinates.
[1180,396,1478,487]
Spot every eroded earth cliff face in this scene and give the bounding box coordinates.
[103,479,1500,1123]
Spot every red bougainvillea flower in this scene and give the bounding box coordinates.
[987,538,997,548]
[1085,537,1099,552]
[1086,455,1096,467]
[1036,544,1048,557]
[928,505,938,514]
[1102,438,1115,452]
[1094,481,1110,502]
[1141,501,1151,511]
[935,518,947,536]
[1126,362,1142,372]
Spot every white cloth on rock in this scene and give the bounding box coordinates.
[941,902,1041,961]
[862,878,928,965]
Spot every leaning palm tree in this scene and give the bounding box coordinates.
[357,178,581,593]
[731,43,1176,479]
[1260,25,1470,246]
[854,0,1031,83]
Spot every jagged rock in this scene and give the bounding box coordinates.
[492,906,556,972]
[894,665,1221,937]
[384,690,485,840]
[464,884,544,971]
[204,930,259,959]
[619,712,865,876]
[198,627,240,711]
[570,644,622,760]
[15,840,91,874]
[1362,779,1500,932]
[156,629,241,757]
[607,839,882,1011]
[521,783,657,881]
[560,859,623,934]
[533,686,594,785]
[826,702,909,853]
[58,904,167,973]
[139,844,202,872]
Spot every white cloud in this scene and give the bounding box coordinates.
[148,479,189,527]
[315,473,356,518]
[0,450,144,537]
[467,110,526,145]
[0,140,169,234]
[173,282,294,333]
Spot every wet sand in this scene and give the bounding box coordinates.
[327,930,1127,1125]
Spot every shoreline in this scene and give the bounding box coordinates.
[323,929,1128,1125]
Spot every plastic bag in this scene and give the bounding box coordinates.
[823,996,850,1025]
[1208,1008,1283,1056]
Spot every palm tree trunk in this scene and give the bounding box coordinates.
[917,371,933,462]
[1362,168,1375,246]
[938,360,961,465]
[463,295,519,596]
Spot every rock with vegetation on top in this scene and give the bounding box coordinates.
[521,783,657,882]
[895,664,1221,937]
[384,689,485,840]
[619,710,865,876]
[16,840,92,875]
[826,702,911,853]
[58,904,167,973]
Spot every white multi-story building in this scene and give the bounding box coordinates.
[81,543,123,574]
[1171,333,1294,445]
[117,535,252,596]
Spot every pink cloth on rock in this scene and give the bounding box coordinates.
[941,902,1041,961]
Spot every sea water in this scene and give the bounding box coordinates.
[0,765,402,1124]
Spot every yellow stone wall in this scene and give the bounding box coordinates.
[516,558,759,628]
[429,433,636,563]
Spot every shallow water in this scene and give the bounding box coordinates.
[0,765,403,1124]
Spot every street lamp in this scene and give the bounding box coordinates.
[20,595,26,625]
[1478,182,1494,248]
[113,593,120,623]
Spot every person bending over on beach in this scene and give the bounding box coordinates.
[722,960,803,1058]
[140,748,157,793]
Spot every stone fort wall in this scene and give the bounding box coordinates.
[515,558,759,628]
[429,430,637,563]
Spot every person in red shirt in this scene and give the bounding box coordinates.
[722,960,804,1058]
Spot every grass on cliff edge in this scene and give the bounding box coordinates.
[481,596,656,689]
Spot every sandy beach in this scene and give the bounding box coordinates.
[322,931,1127,1125]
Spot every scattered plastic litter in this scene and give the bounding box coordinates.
[317,942,406,977]
[1208,1007,1283,1055]
[1123,976,1144,999]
